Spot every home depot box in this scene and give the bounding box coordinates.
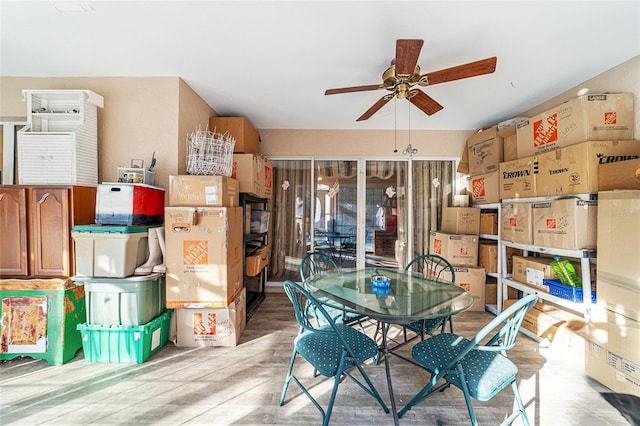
[209,116,260,154]
[479,212,498,235]
[429,231,478,266]
[168,175,239,207]
[469,171,500,204]
[173,288,246,347]
[499,156,537,199]
[467,127,503,175]
[443,266,485,312]
[263,157,273,198]
[516,93,635,158]
[478,241,498,273]
[441,207,480,235]
[165,206,243,308]
[500,202,533,245]
[599,158,640,191]
[597,190,640,320]
[536,140,640,196]
[532,198,597,250]
[498,125,519,162]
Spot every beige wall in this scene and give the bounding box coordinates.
[0,77,214,189]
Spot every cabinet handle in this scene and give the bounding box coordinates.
[38,192,52,204]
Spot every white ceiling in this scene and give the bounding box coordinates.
[2,1,639,131]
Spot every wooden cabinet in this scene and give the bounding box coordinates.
[0,185,96,278]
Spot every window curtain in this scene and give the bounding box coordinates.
[269,160,312,280]
[411,160,454,259]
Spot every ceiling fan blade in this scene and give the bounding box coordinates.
[325,84,383,95]
[420,56,497,86]
[395,39,424,76]
[408,90,444,116]
[356,95,393,121]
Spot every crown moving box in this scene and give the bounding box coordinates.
[515,93,634,158]
[532,198,597,250]
[165,207,244,309]
[536,140,640,196]
[499,156,538,200]
[599,158,640,191]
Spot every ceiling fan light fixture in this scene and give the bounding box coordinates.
[396,83,410,99]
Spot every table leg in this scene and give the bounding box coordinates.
[381,322,399,426]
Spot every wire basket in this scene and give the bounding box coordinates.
[186,129,235,176]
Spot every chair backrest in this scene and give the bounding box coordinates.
[405,254,456,283]
[299,251,340,282]
[469,293,538,354]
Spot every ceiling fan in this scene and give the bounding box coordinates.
[325,39,497,121]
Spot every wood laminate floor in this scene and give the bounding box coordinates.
[0,292,630,426]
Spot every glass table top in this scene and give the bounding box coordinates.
[305,267,474,323]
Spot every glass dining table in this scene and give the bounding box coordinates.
[304,267,474,426]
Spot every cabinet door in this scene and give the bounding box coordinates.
[0,187,28,276]
[28,187,70,277]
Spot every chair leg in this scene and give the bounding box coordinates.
[511,381,530,426]
[279,351,298,406]
[323,374,342,426]
[456,364,479,426]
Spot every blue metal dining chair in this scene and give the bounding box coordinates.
[279,280,389,425]
[402,254,457,339]
[300,251,366,327]
[398,293,538,425]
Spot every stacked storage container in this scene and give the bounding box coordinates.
[165,174,246,347]
[74,184,170,363]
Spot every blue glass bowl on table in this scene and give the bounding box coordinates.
[371,275,392,296]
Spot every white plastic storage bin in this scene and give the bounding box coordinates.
[17,89,103,185]
[72,225,154,278]
[81,273,166,326]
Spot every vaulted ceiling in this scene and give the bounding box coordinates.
[2,1,639,131]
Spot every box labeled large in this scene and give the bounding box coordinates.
[429,231,478,266]
[536,140,640,196]
[82,273,165,326]
[500,202,533,245]
[469,171,500,204]
[516,93,635,158]
[72,225,151,278]
[165,206,243,308]
[532,198,597,250]
[467,127,503,175]
[599,158,640,191]
[209,117,260,154]
[499,156,537,199]
[597,190,640,320]
[168,175,239,207]
[96,183,165,226]
[232,154,264,197]
[441,207,480,235]
[174,288,246,347]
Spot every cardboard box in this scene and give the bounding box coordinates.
[500,202,533,245]
[467,127,503,175]
[536,140,640,196]
[232,154,264,197]
[173,288,246,347]
[597,190,640,320]
[479,212,498,235]
[442,266,486,311]
[504,246,523,274]
[209,116,260,154]
[516,93,635,158]
[263,157,273,198]
[429,231,478,267]
[532,198,597,250]
[168,175,239,207]
[245,244,270,276]
[478,241,498,273]
[498,125,519,162]
[165,206,244,308]
[585,341,640,397]
[590,306,640,365]
[512,255,556,289]
[457,140,469,175]
[599,158,640,191]
[441,207,480,235]
[469,171,500,204]
[485,281,518,305]
[499,156,537,199]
